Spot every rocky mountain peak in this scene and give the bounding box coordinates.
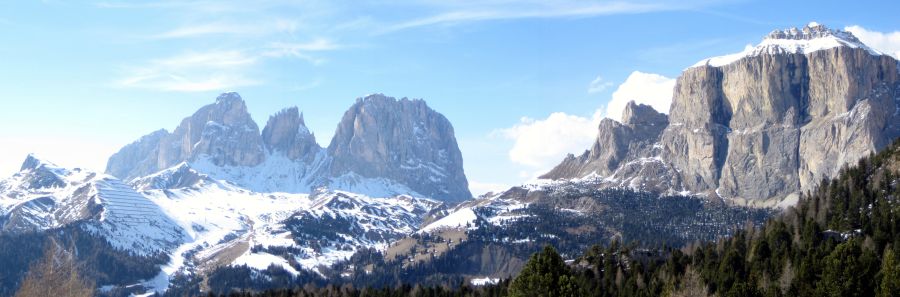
[21,154,53,171]
[215,92,245,106]
[541,101,669,181]
[106,93,266,180]
[261,106,321,161]
[693,22,882,68]
[765,22,859,42]
[328,94,471,202]
[162,92,265,168]
[621,101,667,127]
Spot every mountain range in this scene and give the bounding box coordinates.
[106,93,472,202]
[0,23,897,296]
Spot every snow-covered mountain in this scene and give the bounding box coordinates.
[0,155,185,255]
[692,22,883,68]
[0,154,447,294]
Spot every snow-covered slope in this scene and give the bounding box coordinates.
[135,153,426,199]
[130,169,443,293]
[692,22,883,68]
[418,192,528,234]
[0,155,185,255]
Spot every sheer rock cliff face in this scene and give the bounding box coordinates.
[261,107,320,163]
[327,94,472,202]
[105,129,168,181]
[544,25,900,206]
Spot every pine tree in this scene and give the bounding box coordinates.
[509,245,581,297]
[877,248,900,297]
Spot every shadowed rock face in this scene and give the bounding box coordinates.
[261,107,320,162]
[544,24,900,206]
[328,94,472,202]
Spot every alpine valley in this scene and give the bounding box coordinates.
[0,23,898,297]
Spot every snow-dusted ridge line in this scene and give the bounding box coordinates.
[0,155,186,256]
[691,22,884,68]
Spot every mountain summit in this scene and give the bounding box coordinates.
[544,23,900,207]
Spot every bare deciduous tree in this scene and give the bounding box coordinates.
[670,266,711,297]
[15,239,94,297]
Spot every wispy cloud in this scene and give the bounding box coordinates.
[378,1,680,34]
[150,19,302,39]
[588,75,614,93]
[116,37,343,92]
[262,38,344,64]
[116,50,261,92]
[151,23,258,39]
[93,0,242,12]
[291,77,324,92]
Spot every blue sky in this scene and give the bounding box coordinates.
[1,0,899,195]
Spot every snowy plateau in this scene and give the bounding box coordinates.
[691,22,883,68]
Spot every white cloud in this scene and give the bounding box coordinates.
[605,71,675,122]
[845,25,900,59]
[497,109,603,170]
[588,75,613,93]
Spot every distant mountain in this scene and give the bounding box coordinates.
[105,92,472,202]
[543,23,900,207]
[0,155,184,254]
